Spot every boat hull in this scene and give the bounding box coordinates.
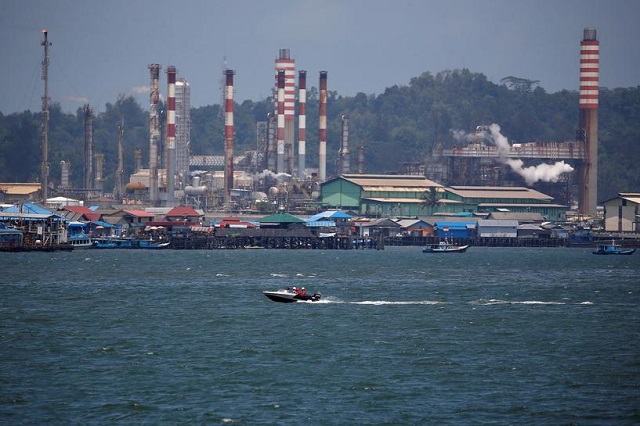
[423,244,469,253]
[592,248,636,255]
[263,290,321,303]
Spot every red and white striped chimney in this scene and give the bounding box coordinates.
[318,71,328,181]
[579,28,599,109]
[276,70,286,174]
[166,65,177,206]
[224,69,235,203]
[578,27,599,217]
[298,70,307,178]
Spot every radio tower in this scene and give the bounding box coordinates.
[40,30,51,203]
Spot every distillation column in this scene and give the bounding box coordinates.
[83,104,94,192]
[148,64,161,205]
[318,71,328,181]
[298,70,307,178]
[276,70,286,174]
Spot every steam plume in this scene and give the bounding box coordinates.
[485,124,574,185]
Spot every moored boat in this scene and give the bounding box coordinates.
[92,236,170,249]
[68,234,93,249]
[263,288,321,303]
[423,240,469,253]
[592,240,636,255]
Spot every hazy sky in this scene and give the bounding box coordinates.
[2,0,639,114]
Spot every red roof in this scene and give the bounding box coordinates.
[65,206,102,222]
[166,206,201,218]
[218,216,256,228]
[123,209,155,218]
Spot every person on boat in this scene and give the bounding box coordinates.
[301,287,307,296]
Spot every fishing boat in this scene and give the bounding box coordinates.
[592,240,636,255]
[92,236,170,249]
[67,222,92,249]
[67,233,93,249]
[422,240,469,253]
[263,288,321,303]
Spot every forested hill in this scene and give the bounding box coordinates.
[1,69,638,201]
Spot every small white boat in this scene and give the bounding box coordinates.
[422,240,469,253]
[263,288,321,303]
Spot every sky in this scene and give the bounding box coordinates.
[2,0,639,115]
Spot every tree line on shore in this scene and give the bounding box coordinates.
[1,69,638,201]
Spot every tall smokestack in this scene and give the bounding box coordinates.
[266,113,277,172]
[275,49,295,174]
[148,64,161,205]
[339,114,350,174]
[83,104,94,192]
[40,29,51,204]
[319,71,328,181]
[357,145,365,174]
[60,160,69,189]
[276,70,286,174]
[114,121,124,202]
[134,148,142,173]
[166,66,177,206]
[94,152,104,194]
[224,69,236,204]
[298,70,307,178]
[577,28,599,216]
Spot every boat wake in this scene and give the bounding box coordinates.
[353,300,445,305]
[307,298,445,305]
[471,299,594,306]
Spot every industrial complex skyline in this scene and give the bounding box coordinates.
[2,0,639,114]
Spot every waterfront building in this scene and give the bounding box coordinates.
[601,192,640,232]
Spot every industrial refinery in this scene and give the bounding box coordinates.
[38,29,600,220]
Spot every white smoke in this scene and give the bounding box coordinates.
[484,124,574,186]
[451,129,477,143]
[130,85,149,95]
[63,96,89,104]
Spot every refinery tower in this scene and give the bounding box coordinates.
[577,27,599,217]
[275,49,296,175]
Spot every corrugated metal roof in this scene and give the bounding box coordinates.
[340,174,442,189]
[478,219,519,227]
[0,183,41,195]
[447,186,552,200]
[478,203,567,208]
[363,197,423,204]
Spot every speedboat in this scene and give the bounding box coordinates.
[422,240,469,253]
[592,240,636,255]
[263,288,321,303]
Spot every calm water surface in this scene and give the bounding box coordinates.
[1,247,639,424]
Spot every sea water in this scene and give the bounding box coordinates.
[1,247,639,424]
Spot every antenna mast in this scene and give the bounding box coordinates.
[40,30,51,203]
